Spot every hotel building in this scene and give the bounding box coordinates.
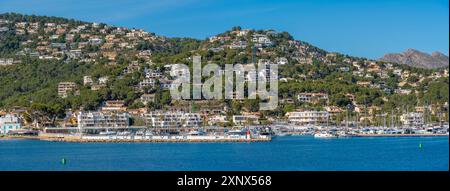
[77,111,130,128]
[286,111,329,125]
[142,111,203,128]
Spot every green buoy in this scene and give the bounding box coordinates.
[61,158,67,165]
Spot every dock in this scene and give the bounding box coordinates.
[353,133,448,137]
[3,133,272,143]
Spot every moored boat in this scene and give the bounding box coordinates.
[99,131,116,135]
[314,132,338,138]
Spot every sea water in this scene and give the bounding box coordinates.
[0,136,448,171]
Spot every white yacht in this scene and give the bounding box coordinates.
[314,132,337,138]
[187,130,205,136]
[99,131,116,135]
[144,131,153,136]
[117,131,131,136]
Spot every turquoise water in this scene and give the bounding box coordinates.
[0,136,448,171]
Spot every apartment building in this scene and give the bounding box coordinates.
[58,82,77,98]
[0,58,14,66]
[400,112,424,127]
[83,76,93,86]
[77,111,130,128]
[232,115,259,125]
[297,93,329,104]
[101,100,127,112]
[286,111,329,125]
[142,111,203,128]
[139,78,156,90]
[0,114,22,135]
[140,94,156,105]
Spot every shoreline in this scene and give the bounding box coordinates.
[46,138,270,143]
[352,134,449,137]
[1,135,271,143]
[1,133,448,142]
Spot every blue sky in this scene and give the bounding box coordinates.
[0,0,448,59]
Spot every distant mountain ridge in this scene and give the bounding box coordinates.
[379,49,449,69]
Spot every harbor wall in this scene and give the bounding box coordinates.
[30,133,272,142]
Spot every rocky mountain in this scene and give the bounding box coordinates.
[379,49,449,69]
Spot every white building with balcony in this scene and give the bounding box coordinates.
[232,115,259,125]
[139,78,156,90]
[83,76,93,86]
[0,114,22,135]
[142,111,203,128]
[77,111,130,128]
[400,112,424,127]
[286,111,329,125]
[58,82,77,98]
[297,93,329,104]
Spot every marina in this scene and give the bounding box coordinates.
[36,134,271,143]
[2,123,448,142]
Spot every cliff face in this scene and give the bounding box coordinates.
[380,49,449,69]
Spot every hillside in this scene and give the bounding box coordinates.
[0,13,449,126]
